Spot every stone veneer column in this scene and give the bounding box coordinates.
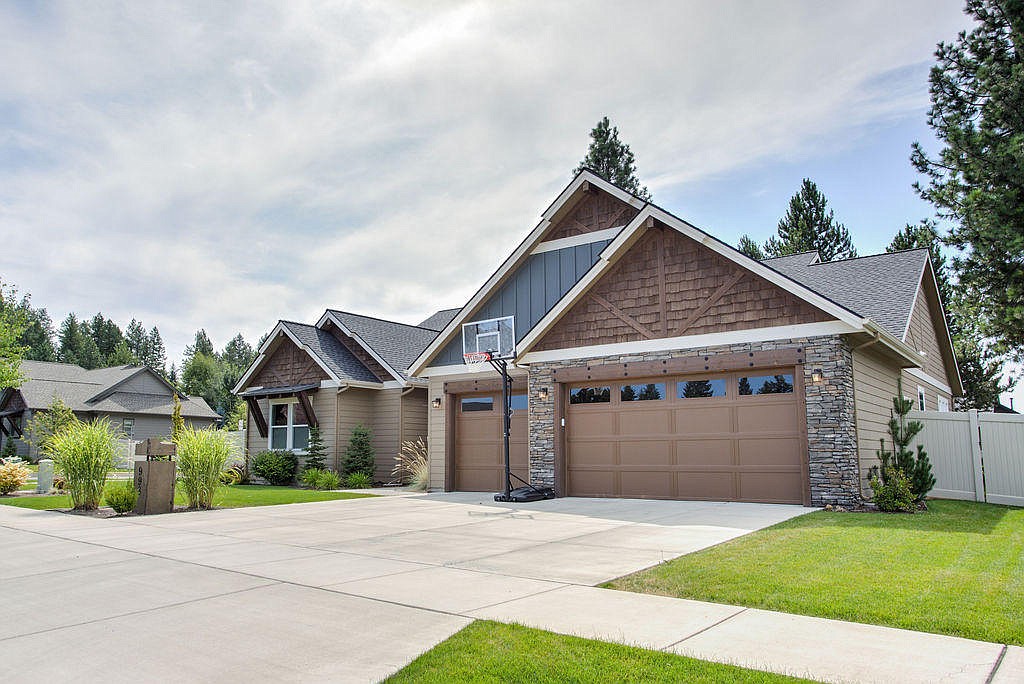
[528,364,557,489]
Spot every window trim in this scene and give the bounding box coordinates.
[268,398,309,452]
[122,417,135,438]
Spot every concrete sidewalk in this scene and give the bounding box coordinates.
[1,494,1019,683]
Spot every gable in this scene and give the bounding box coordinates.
[114,370,173,396]
[249,337,329,389]
[534,224,833,352]
[904,281,954,387]
[542,186,640,242]
[323,322,388,382]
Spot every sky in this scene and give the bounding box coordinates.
[0,1,1018,407]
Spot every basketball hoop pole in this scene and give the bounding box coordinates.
[487,356,513,501]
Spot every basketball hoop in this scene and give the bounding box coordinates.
[463,350,492,372]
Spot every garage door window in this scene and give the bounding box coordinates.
[570,386,611,404]
[461,397,494,412]
[621,383,664,401]
[677,379,727,399]
[510,394,528,411]
[739,374,794,395]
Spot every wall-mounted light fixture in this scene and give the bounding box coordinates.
[810,368,824,383]
[538,387,549,401]
[431,397,442,409]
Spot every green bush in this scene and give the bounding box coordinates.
[0,459,30,495]
[252,450,298,486]
[303,426,327,471]
[345,472,372,489]
[301,467,341,490]
[1,438,18,460]
[870,467,916,513]
[106,481,138,514]
[342,424,375,478]
[176,427,233,509]
[46,418,118,510]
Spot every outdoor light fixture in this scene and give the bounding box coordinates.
[538,387,549,401]
[811,368,824,383]
[431,397,442,409]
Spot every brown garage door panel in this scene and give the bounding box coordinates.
[454,392,528,492]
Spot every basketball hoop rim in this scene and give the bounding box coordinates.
[463,351,493,364]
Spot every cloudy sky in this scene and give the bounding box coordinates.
[1,1,1015,404]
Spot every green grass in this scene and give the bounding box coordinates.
[0,483,375,511]
[386,620,811,683]
[606,500,1024,646]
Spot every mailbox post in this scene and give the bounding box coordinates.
[133,438,177,515]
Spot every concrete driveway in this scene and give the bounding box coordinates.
[0,493,807,682]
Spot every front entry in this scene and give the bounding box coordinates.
[453,391,529,491]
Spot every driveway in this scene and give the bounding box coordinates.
[0,493,806,682]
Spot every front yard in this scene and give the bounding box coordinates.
[606,500,1024,646]
[0,483,374,511]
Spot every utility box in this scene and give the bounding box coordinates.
[133,438,177,515]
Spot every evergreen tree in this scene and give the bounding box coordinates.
[107,340,138,366]
[574,116,651,200]
[872,379,936,502]
[341,424,375,478]
[763,179,857,261]
[738,377,753,395]
[621,385,637,402]
[15,297,55,362]
[124,319,148,362]
[145,326,166,373]
[681,380,715,398]
[57,314,102,369]
[911,0,1024,363]
[182,352,223,413]
[304,426,327,471]
[185,329,215,360]
[639,383,662,400]
[0,281,28,388]
[89,313,124,363]
[888,220,952,308]
[222,334,255,370]
[736,234,765,260]
[168,363,179,387]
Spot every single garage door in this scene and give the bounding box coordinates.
[565,369,805,503]
[454,392,529,491]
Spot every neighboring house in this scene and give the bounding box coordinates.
[0,360,220,460]
[409,170,962,506]
[233,310,451,481]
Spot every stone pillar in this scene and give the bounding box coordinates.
[527,364,557,488]
[36,459,54,494]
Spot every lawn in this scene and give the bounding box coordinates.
[0,483,375,510]
[386,620,812,683]
[606,500,1024,646]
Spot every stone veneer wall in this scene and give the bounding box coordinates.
[527,335,861,506]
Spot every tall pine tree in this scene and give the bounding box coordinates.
[89,313,124,364]
[763,179,857,262]
[57,314,102,369]
[574,116,651,200]
[145,326,166,374]
[736,234,765,260]
[124,319,148,363]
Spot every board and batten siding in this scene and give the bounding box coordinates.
[852,346,901,495]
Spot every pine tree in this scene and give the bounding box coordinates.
[145,327,166,374]
[304,426,327,471]
[681,380,714,398]
[764,179,857,262]
[124,319,148,362]
[574,116,651,200]
[14,296,55,362]
[341,424,375,478]
[872,378,936,502]
[185,329,215,360]
[89,313,124,363]
[107,340,138,366]
[736,234,765,260]
[57,314,102,369]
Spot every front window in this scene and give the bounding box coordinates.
[269,400,308,452]
[122,417,135,438]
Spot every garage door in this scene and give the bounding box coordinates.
[565,370,804,503]
[454,392,529,491]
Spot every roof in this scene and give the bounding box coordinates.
[278,321,380,384]
[325,310,440,380]
[6,360,219,418]
[418,308,461,331]
[764,249,929,339]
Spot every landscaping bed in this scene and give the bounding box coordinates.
[605,500,1024,646]
[386,620,813,683]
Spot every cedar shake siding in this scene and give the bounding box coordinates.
[252,338,330,388]
[542,187,640,242]
[322,322,389,381]
[535,225,832,352]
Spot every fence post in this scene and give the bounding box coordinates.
[968,409,985,503]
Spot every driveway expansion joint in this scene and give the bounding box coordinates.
[985,645,1008,684]
[660,607,749,651]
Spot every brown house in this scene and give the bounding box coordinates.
[233,310,452,481]
[409,170,961,506]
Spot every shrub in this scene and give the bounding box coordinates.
[252,450,298,486]
[175,426,233,509]
[1,438,18,460]
[342,424,375,478]
[302,467,341,490]
[869,467,916,513]
[874,379,936,501]
[219,465,243,485]
[392,437,429,491]
[303,426,327,471]
[25,395,78,460]
[345,472,372,489]
[106,481,138,514]
[46,418,118,510]
[0,459,30,495]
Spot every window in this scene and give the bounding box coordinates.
[268,400,309,451]
[918,387,926,411]
[739,374,794,395]
[569,386,611,404]
[461,397,494,412]
[621,383,665,401]
[937,396,950,412]
[510,394,528,411]
[122,417,135,438]
[677,379,727,399]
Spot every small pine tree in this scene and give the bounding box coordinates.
[304,426,327,471]
[342,424,375,479]
[871,379,936,502]
[171,394,185,442]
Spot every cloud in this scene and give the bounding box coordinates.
[0,0,970,361]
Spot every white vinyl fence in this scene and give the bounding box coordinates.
[910,409,1024,506]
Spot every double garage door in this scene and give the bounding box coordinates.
[565,369,806,504]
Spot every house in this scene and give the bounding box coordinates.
[409,170,962,506]
[232,310,451,481]
[0,360,220,460]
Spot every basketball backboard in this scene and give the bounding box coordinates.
[462,315,515,362]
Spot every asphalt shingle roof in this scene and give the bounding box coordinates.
[417,308,461,331]
[763,248,929,339]
[326,310,441,379]
[279,321,380,384]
